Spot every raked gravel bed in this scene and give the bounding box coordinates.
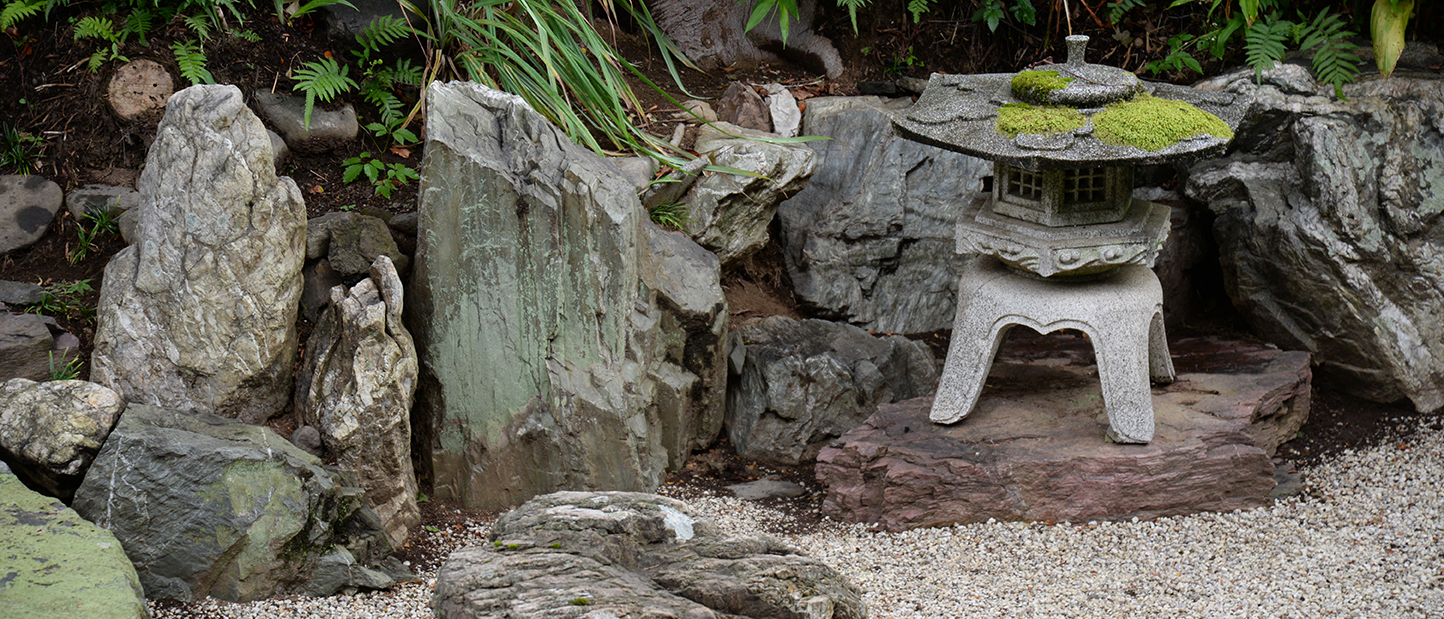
[151,417,1444,619]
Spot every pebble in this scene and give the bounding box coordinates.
[151,417,1444,618]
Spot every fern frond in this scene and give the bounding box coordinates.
[230,29,261,42]
[390,58,423,86]
[122,8,152,45]
[907,0,933,23]
[74,16,117,43]
[2,0,45,31]
[172,40,215,86]
[1244,19,1290,83]
[1297,9,1359,98]
[837,0,868,33]
[357,15,410,52]
[183,13,211,41]
[1107,0,1145,25]
[292,57,358,129]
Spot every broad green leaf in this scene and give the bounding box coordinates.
[1371,0,1414,79]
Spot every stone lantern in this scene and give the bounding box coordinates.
[893,35,1250,443]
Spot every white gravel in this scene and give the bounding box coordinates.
[151,417,1444,618]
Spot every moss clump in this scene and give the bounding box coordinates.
[1093,93,1234,151]
[571,597,592,606]
[995,102,1087,137]
[1011,70,1074,102]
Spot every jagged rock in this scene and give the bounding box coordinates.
[64,184,139,220]
[613,156,658,192]
[410,82,706,511]
[680,99,718,122]
[715,82,772,133]
[306,211,409,277]
[1184,69,1444,412]
[816,337,1312,531]
[0,280,43,306]
[300,258,345,322]
[253,90,359,154]
[295,256,419,547]
[107,59,172,120]
[91,85,306,423]
[643,224,728,464]
[641,156,708,211]
[433,491,867,619]
[0,313,58,382]
[765,83,802,138]
[727,316,938,464]
[650,0,844,79]
[0,175,62,254]
[684,134,815,267]
[0,378,124,500]
[776,96,990,334]
[0,462,148,619]
[71,404,399,602]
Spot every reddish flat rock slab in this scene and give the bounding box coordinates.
[816,338,1311,531]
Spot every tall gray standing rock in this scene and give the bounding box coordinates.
[777,96,990,334]
[295,256,419,547]
[91,85,307,423]
[1185,68,1444,412]
[728,316,938,464]
[410,82,706,512]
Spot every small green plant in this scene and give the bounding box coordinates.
[424,525,440,533]
[26,279,95,322]
[67,209,121,265]
[1,0,43,30]
[974,0,1035,33]
[292,56,358,130]
[172,39,215,86]
[48,351,83,381]
[73,16,129,72]
[570,597,591,606]
[1107,0,1146,24]
[648,201,690,230]
[884,46,921,76]
[417,491,429,503]
[549,542,561,549]
[1,123,43,174]
[343,152,418,199]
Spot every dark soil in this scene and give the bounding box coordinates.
[2,0,1439,546]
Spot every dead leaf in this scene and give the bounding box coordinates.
[390,145,412,159]
[309,185,324,194]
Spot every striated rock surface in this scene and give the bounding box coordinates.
[91,85,306,423]
[0,462,148,619]
[0,378,124,500]
[727,316,938,465]
[685,133,815,268]
[295,256,418,547]
[777,97,989,334]
[410,82,710,512]
[816,337,1311,531]
[433,491,867,619]
[71,404,399,602]
[1185,68,1444,413]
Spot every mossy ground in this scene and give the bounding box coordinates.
[1011,70,1074,103]
[995,102,1087,137]
[1093,93,1234,151]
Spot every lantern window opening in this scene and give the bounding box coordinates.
[1007,168,1045,201]
[1064,168,1108,204]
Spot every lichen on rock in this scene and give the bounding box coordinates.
[1011,70,1074,103]
[995,102,1087,137]
[1094,93,1234,151]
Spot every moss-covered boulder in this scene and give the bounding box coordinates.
[70,405,400,602]
[0,461,148,619]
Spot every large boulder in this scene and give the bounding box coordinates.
[817,337,1312,531]
[91,85,307,423]
[684,131,815,268]
[0,462,148,619]
[727,316,938,464]
[0,312,62,382]
[306,211,409,278]
[409,82,714,512]
[776,96,990,334]
[295,256,419,548]
[433,491,867,619]
[1184,68,1444,412]
[0,175,62,254]
[0,378,125,500]
[71,404,398,602]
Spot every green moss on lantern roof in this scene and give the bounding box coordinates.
[1011,70,1074,102]
[995,102,1087,137]
[1093,93,1234,151]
